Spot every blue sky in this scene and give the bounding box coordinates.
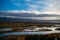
[0,0,60,12]
[0,0,46,11]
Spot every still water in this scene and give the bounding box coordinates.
[0,28,13,31]
[0,27,60,37]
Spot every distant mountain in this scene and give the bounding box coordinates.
[0,17,60,23]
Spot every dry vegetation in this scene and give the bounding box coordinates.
[0,22,60,27]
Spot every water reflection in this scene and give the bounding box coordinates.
[24,27,60,31]
[0,27,60,32]
[0,27,60,37]
[0,31,60,37]
[0,28,13,31]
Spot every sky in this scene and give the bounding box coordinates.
[0,0,46,11]
[0,0,60,12]
[0,0,60,20]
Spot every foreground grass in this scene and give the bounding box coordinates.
[0,33,60,40]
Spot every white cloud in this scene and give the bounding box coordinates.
[18,17,60,20]
[10,0,60,13]
[0,10,60,15]
[0,15,60,20]
[25,0,60,12]
[6,10,32,13]
[31,17,60,20]
[43,0,60,12]
[0,15,16,18]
